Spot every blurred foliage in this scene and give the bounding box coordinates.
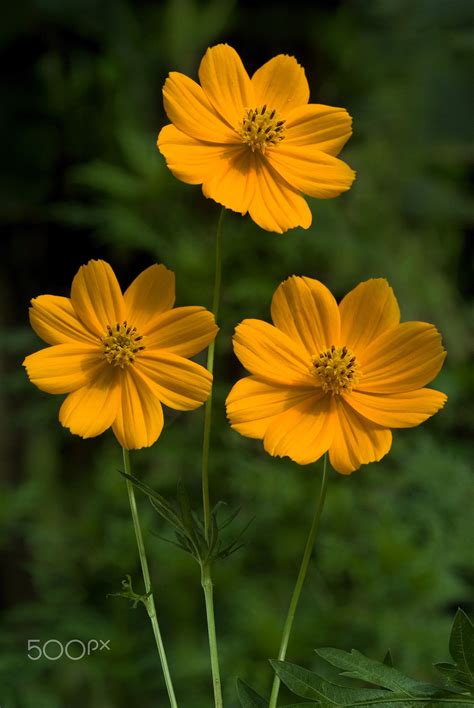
[1,0,473,706]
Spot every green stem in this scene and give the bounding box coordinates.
[200,207,225,707]
[269,454,329,708]
[202,206,225,541]
[201,563,223,708]
[122,448,178,708]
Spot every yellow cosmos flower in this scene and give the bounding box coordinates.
[157,44,356,234]
[23,260,218,450]
[226,277,447,474]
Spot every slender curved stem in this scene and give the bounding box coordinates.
[122,448,178,708]
[201,563,223,708]
[269,454,329,708]
[202,206,225,541]
[200,206,225,707]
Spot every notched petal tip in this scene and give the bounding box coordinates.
[273,53,304,67]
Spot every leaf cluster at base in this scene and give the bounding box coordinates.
[121,471,252,565]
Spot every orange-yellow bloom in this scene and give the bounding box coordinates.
[157,44,356,234]
[23,260,218,449]
[226,278,447,474]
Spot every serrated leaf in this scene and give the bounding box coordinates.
[271,660,390,704]
[315,648,441,697]
[236,678,267,707]
[447,609,474,690]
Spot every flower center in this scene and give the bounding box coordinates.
[102,321,144,368]
[239,105,285,153]
[312,345,360,395]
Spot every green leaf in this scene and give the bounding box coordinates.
[435,610,474,692]
[450,610,474,690]
[207,505,220,558]
[271,660,390,704]
[121,472,185,533]
[383,650,394,668]
[215,513,255,560]
[316,648,441,697]
[236,678,267,707]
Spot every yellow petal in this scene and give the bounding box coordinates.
[163,71,237,143]
[344,388,447,428]
[271,276,340,357]
[202,147,256,214]
[158,124,243,185]
[29,295,97,345]
[266,144,356,199]
[249,155,312,233]
[251,55,309,114]
[123,264,175,335]
[358,322,446,394]
[198,44,253,128]
[329,398,392,474]
[233,319,316,386]
[339,279,400,356]
[59,365,120,439]
[226,376,317,439]
[23,344,104,394]
[135,350,212,411]
[285,104,353,155]
[145,306,218,357]
[71,260,125,337]
[112,368,164,450]
[263,392,336,465]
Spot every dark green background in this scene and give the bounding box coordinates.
[1,0,473,706]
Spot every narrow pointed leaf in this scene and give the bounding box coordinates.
[121,472,184,531]
[191,510,205,532]
[218,504,242,530]
[383,650,393,667]
[208,508,220,557]
[448,610,474,690]
[148,498,187,532]
[218,540,246,559]
[150,532,189,552]
[237,678,267,707]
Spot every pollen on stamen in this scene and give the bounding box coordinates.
[312,345,360,395]
[240,105,285,153]
[102,322,145,368]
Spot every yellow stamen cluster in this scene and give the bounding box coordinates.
[313,345,359,395]
[240,105,285,153]
[102,321,144,368]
